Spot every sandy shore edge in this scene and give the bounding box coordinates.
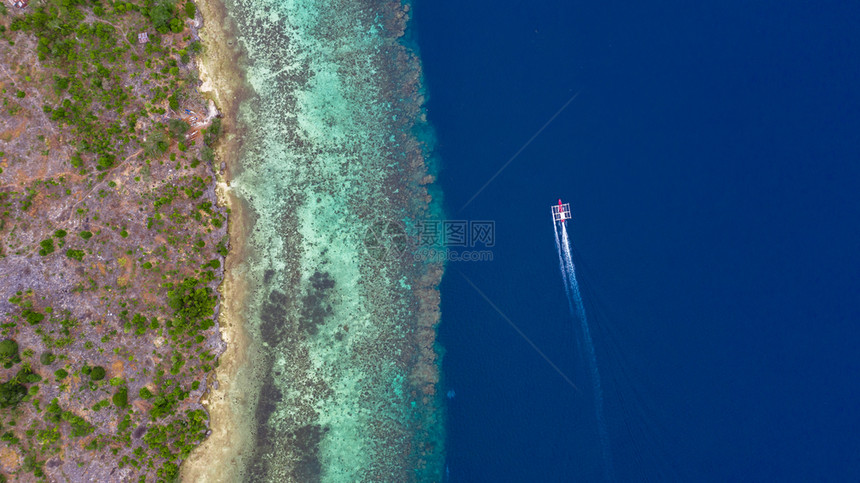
[181,0,257,481]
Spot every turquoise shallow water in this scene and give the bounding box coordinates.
[220,0,445,480]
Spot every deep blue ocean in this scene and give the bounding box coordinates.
[413,1,860,480]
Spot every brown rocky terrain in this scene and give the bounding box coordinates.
[0,0,227,480]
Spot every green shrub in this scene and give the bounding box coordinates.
[38,239,55,256]
[79,231,93,240]
[54,369,68,381]
[144,130,169,156]
[200,145,214,163]
[139,387,153,399]
[61,410,94,437]
[89,366,106,381]
[167,278,216,334]
[15,366,40,384]
[159,462,179,481]
[168,119,189,140]
[54,229,67,238]
[148,1,175,33]
[128,313,150,336]
[0,432,19,446]
[53,75,70,92]
[169,351,184,375]
[0,340,19,366]
[36,426,59,446]
[22,309,44,325]
[149,385,188,419]
[0,339,18,359]
[0,381,26,408]
[39,351,55,365]
[216,241,228,257]
[118,414,132,432]
[45,399,62,423]
[112,387,128,408]
[66,249,85,261]
[184,1,195,18]
[96,154,116,170]
[203,117,221,146]
[169,17,183,34]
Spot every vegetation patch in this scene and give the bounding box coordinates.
[0,0,228,478]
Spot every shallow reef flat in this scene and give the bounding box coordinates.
[187,0,446,481]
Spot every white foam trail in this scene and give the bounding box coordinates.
[559,221,614,480]
[553,220,573,313]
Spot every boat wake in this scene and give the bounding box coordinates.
[553,202,613,481]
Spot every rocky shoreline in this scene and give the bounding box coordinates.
[180,0,261,480]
